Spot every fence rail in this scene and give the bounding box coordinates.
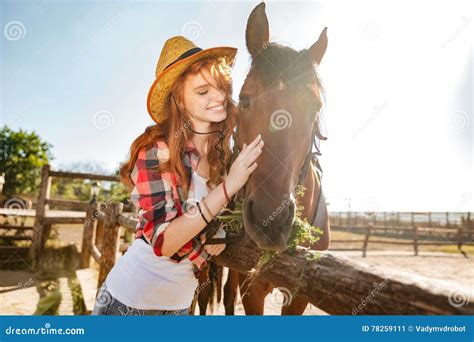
[329,211,474,256]
[0,164,134,269]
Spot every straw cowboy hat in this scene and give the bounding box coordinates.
[147,36,238,124]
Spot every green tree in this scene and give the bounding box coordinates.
[0,126,53,197]
[51,161,130,203]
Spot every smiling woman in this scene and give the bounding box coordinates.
[91,36,265,316]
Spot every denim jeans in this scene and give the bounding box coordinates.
[91,283,190,316]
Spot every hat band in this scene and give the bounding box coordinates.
[163,47,203,71]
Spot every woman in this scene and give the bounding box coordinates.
[92,36,264,315]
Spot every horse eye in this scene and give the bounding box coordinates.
[239,95,250,110]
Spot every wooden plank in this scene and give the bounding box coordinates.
[0,209,88,218]
[46,199,92,211]
[329,248,364,251]
[413,225,419,256]
[0,246,29,257]
[95,218,105,251]
[30,165,51,268]
[97,203,123,288]
[46,199,135,213]
[117,214,138,233]
[417,241,474,246]
[81,203,99,268]
[44,217,85,225]
[95,211,106,220]
[0,225,33,230]
[363,240,417,245]
[57,277,74,315]
[0,208,36,217]
[331,240,366,243]
[91,245,101,262]
[0,236,31,241]
[362,225,371,257]
[76,268,99,314]
[50,170,119,182]
[45,211,86,218]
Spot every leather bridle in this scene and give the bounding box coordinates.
[231,107,324,226]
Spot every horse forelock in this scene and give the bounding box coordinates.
[251,43,319,89]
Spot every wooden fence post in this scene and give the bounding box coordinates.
[457,224,464,255]
[81,202,99,269]
[413,225,419,256]
[467,213,472,241]
[445,212,450,240]
[97,202,123,288]
[95,203,105,251]
[30,164,51,269]
[41,223,52,249]
[362,223,372,257]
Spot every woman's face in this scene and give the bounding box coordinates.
[182,68,227,124]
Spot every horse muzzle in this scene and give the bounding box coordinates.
[242,195,296,252]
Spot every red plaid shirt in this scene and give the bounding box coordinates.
[130,139,219,277]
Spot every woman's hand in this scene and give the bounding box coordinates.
[225,134,264,196]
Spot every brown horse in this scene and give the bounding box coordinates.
[193,2,330,315]
[223,2,330,315]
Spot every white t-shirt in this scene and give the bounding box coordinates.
[105,170,210,310]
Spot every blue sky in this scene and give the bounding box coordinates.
[1,0,472,212]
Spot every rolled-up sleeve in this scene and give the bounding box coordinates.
[130,146,179,257]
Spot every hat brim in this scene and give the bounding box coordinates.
[147,46,238,124]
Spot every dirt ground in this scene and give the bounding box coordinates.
[337,251,474,289]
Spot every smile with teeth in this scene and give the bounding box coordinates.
[206,104,225,113]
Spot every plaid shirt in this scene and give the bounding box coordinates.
[130,139,223,278]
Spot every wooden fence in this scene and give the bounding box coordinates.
[0,164,133,269]
[79,202,137,289]
[1,166,473,315]
[73,201,473,315]
[329,211,474,256]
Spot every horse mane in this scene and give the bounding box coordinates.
[251,43,316,86]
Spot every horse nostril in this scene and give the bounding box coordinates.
[247,199,254,211]
[246,199,256,222]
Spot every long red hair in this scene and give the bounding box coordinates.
[120,56,237,199]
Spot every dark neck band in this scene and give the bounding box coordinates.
[164,47,203,71]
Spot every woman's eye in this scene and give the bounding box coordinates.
[197,90,208,95]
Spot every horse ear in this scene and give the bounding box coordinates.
[246,2,270,57]
[308,27,328,65]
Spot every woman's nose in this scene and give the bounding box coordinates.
[211,89,225,102]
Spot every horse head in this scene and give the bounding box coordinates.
[236,2,328,252]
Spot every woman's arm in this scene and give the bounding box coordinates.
[160,180,229,257]
[161,134,264,257]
